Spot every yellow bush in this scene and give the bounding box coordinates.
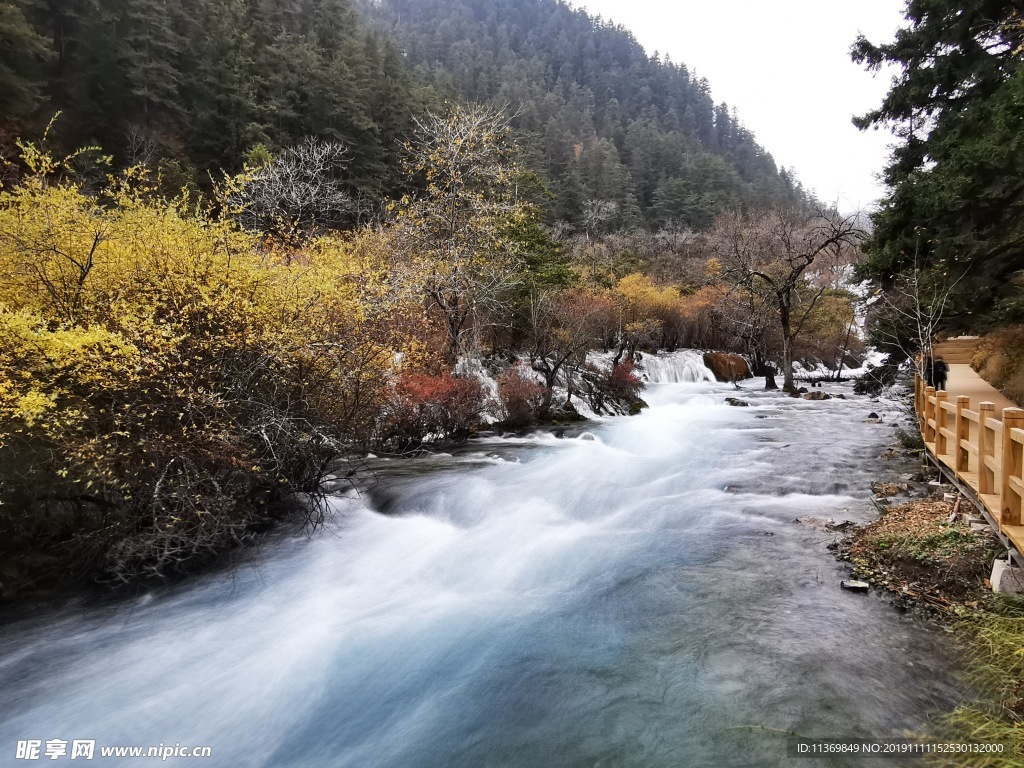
[0,147,416,582]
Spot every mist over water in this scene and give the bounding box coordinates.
[0,362,966,767]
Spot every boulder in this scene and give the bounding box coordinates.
[871,481,910,497]
[840,580,870,592]
[725,397,749,407]
[991,559,1024,594]
[802,391,832,401]
[628,398,649,415]
[703,352,752,381]
[553,398,586,422]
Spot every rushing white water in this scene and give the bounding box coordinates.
[0,379,962,767]
[638,350,718,383]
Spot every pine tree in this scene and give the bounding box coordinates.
[854,0,1024,321]
[118,0,185,123]
[0,0,51,119]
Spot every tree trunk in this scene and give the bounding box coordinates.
[611,340,627,368]
[442,302,469,364]
[833,323,854,381]
[750,348,768,376]
[779,302,796,393]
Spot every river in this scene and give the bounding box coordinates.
[0,354,967,767]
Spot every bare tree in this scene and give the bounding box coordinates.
[864,229,965,375]
[714,282,780,388]
[388,104,534,362]
[125,123,157,168]
[581,199,620,240]
[230,138,354,239]
[708,207,864,392]
[526,288,612,405]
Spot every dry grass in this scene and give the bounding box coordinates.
[971,327,1024,406]
[840,499,1001,608]
[839,495,1023,765]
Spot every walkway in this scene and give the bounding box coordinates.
[934,337,1017,413]
[916,338,1024,561]
[944,363,1018,414]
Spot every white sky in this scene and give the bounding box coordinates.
[573,0,906,213]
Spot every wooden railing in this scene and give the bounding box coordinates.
[915,374,1024,555]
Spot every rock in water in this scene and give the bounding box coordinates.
[840,580,870,592]
[725,397,749,407]
[628,398,649,415]
[703,352,752,381]
[802,391,832,401]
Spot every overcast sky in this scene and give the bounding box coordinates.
[573,0,907,213]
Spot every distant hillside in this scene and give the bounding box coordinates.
[1,0,419,196]
[1,0,806,229]
[359,0,809,229]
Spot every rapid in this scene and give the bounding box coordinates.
[0,353,966,767]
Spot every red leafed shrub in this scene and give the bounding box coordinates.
[610,359,643,394]
[386,372,484,444]
[497,363,549,427]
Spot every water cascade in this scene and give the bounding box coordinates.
[639,350,718,383]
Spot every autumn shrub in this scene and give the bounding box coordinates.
[609,359,644,396]
[790,289,865,371]
[496,363,549,427]
[0,145,408,585]
[971,326,1024,406]
[383,372,485,446]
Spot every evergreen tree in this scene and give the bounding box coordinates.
[362,0,806,230]
[0,0,808,232]
[854,0,1024,323]
[119,0,185,124]
[0,0,51,119]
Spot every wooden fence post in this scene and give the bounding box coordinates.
[915,372,923,420]
[935,390,949,455]
[924,387,936,443]
[999,408,1024,527]
[955,395,970,473]
[979,402,996,495]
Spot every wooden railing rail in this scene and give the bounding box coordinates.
[915,374,1024,557]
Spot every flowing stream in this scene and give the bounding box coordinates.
[1,354,968,767]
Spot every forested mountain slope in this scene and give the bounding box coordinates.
[2,0,420,197]
[360,0,808,229]
[2,0,806,228]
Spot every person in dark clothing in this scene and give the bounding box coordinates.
[923,355,934,387]
[933,356,949,392]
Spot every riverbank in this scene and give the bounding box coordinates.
[832,401,1024,766]
[0,350,653,604]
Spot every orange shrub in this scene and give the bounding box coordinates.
[497,363,549,427]
[610,359,643,394]
[385,373,485,445]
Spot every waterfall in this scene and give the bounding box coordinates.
[638,350,718,383]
